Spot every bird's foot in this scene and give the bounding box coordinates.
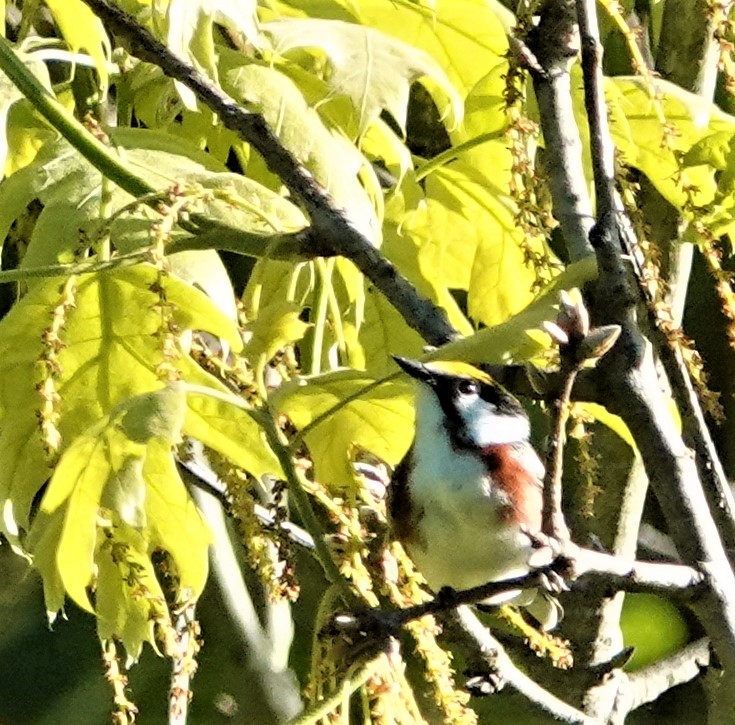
[537,568,570,596]
[523,528,565,563]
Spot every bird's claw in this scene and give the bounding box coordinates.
[537,569,570,595]
[524,529,564,569]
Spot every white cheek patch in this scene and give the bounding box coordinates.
[456,394,530,446]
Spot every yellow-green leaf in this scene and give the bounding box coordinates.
[437,258,598,364]
[265,18,462,134]
[244,300,311,372]
[284,0,510,97]
[44,0,112,94]
[29,386,211,649]
[0,266,241,536]
[184,388,284,479]
[272,371,413,489]
[409,160,546,327]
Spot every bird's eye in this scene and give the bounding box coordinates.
[457,379,479,396]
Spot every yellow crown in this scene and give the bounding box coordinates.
[423,360,493,384]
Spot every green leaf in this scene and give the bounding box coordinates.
[280,0,510,97]
[357,218,472,376]
[26,508,67,619]
[607,76,735,208]
[450,60,510,167]
[95,525,168,662]
[155,0,262,110]
[35,386,197,609]
[436,257,598,364]
[44,0,112,94]
[579,403,636,451]
[184,388,284,480]
[360,287,426,378]
[264,18,462,134]
[0,266,241,536]
[0,53,51,178]
[5,97,58,176]
[27,386,212,655]
[244,300,311,374]
[219,52,380,242]
[0,128,306,271]
[683,130,735,171]
[272,371,414,489]
[405,160,547,327]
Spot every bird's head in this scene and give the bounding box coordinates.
[394,356,530,450]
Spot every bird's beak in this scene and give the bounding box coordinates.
[393,356,434,384]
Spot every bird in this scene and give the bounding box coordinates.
[388,356,561,630]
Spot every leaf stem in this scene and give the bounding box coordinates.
[287,371,401,454]
[286,656,380,725]
[0,249,151,282]
[321,259,346,356]
[414,130,503,181]
[0,36,153,198]
[261,412,358,606]
[310,259,332,375]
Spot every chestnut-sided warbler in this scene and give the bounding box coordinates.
[389,357,561,630]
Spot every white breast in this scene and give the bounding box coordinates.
[408,388,534,592]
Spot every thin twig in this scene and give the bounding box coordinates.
[541,354,577,541]
[181,456,315,550]
[335,546,703,633]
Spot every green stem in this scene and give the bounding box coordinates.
[321,259,346,356]
[310,259,331,375]
[286,262,307,303]
[15,0,37,42]
[286,657,380,725]
[95,176,114,260]
[261,412,357,605]
[0,37,291,261]
[287,371,401,454]
[414,131,503,181]
[0,249,151,282]
[0,36,153,198]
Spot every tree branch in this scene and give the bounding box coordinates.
[576,1,735,716]
[609,638,711,723]
[527,4,646,717]
[449,606,595,724]
[529,0,595,262]
[336,545,702,634]
[78,0,458,349]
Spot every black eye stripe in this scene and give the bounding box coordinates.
[428,371,529,450]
